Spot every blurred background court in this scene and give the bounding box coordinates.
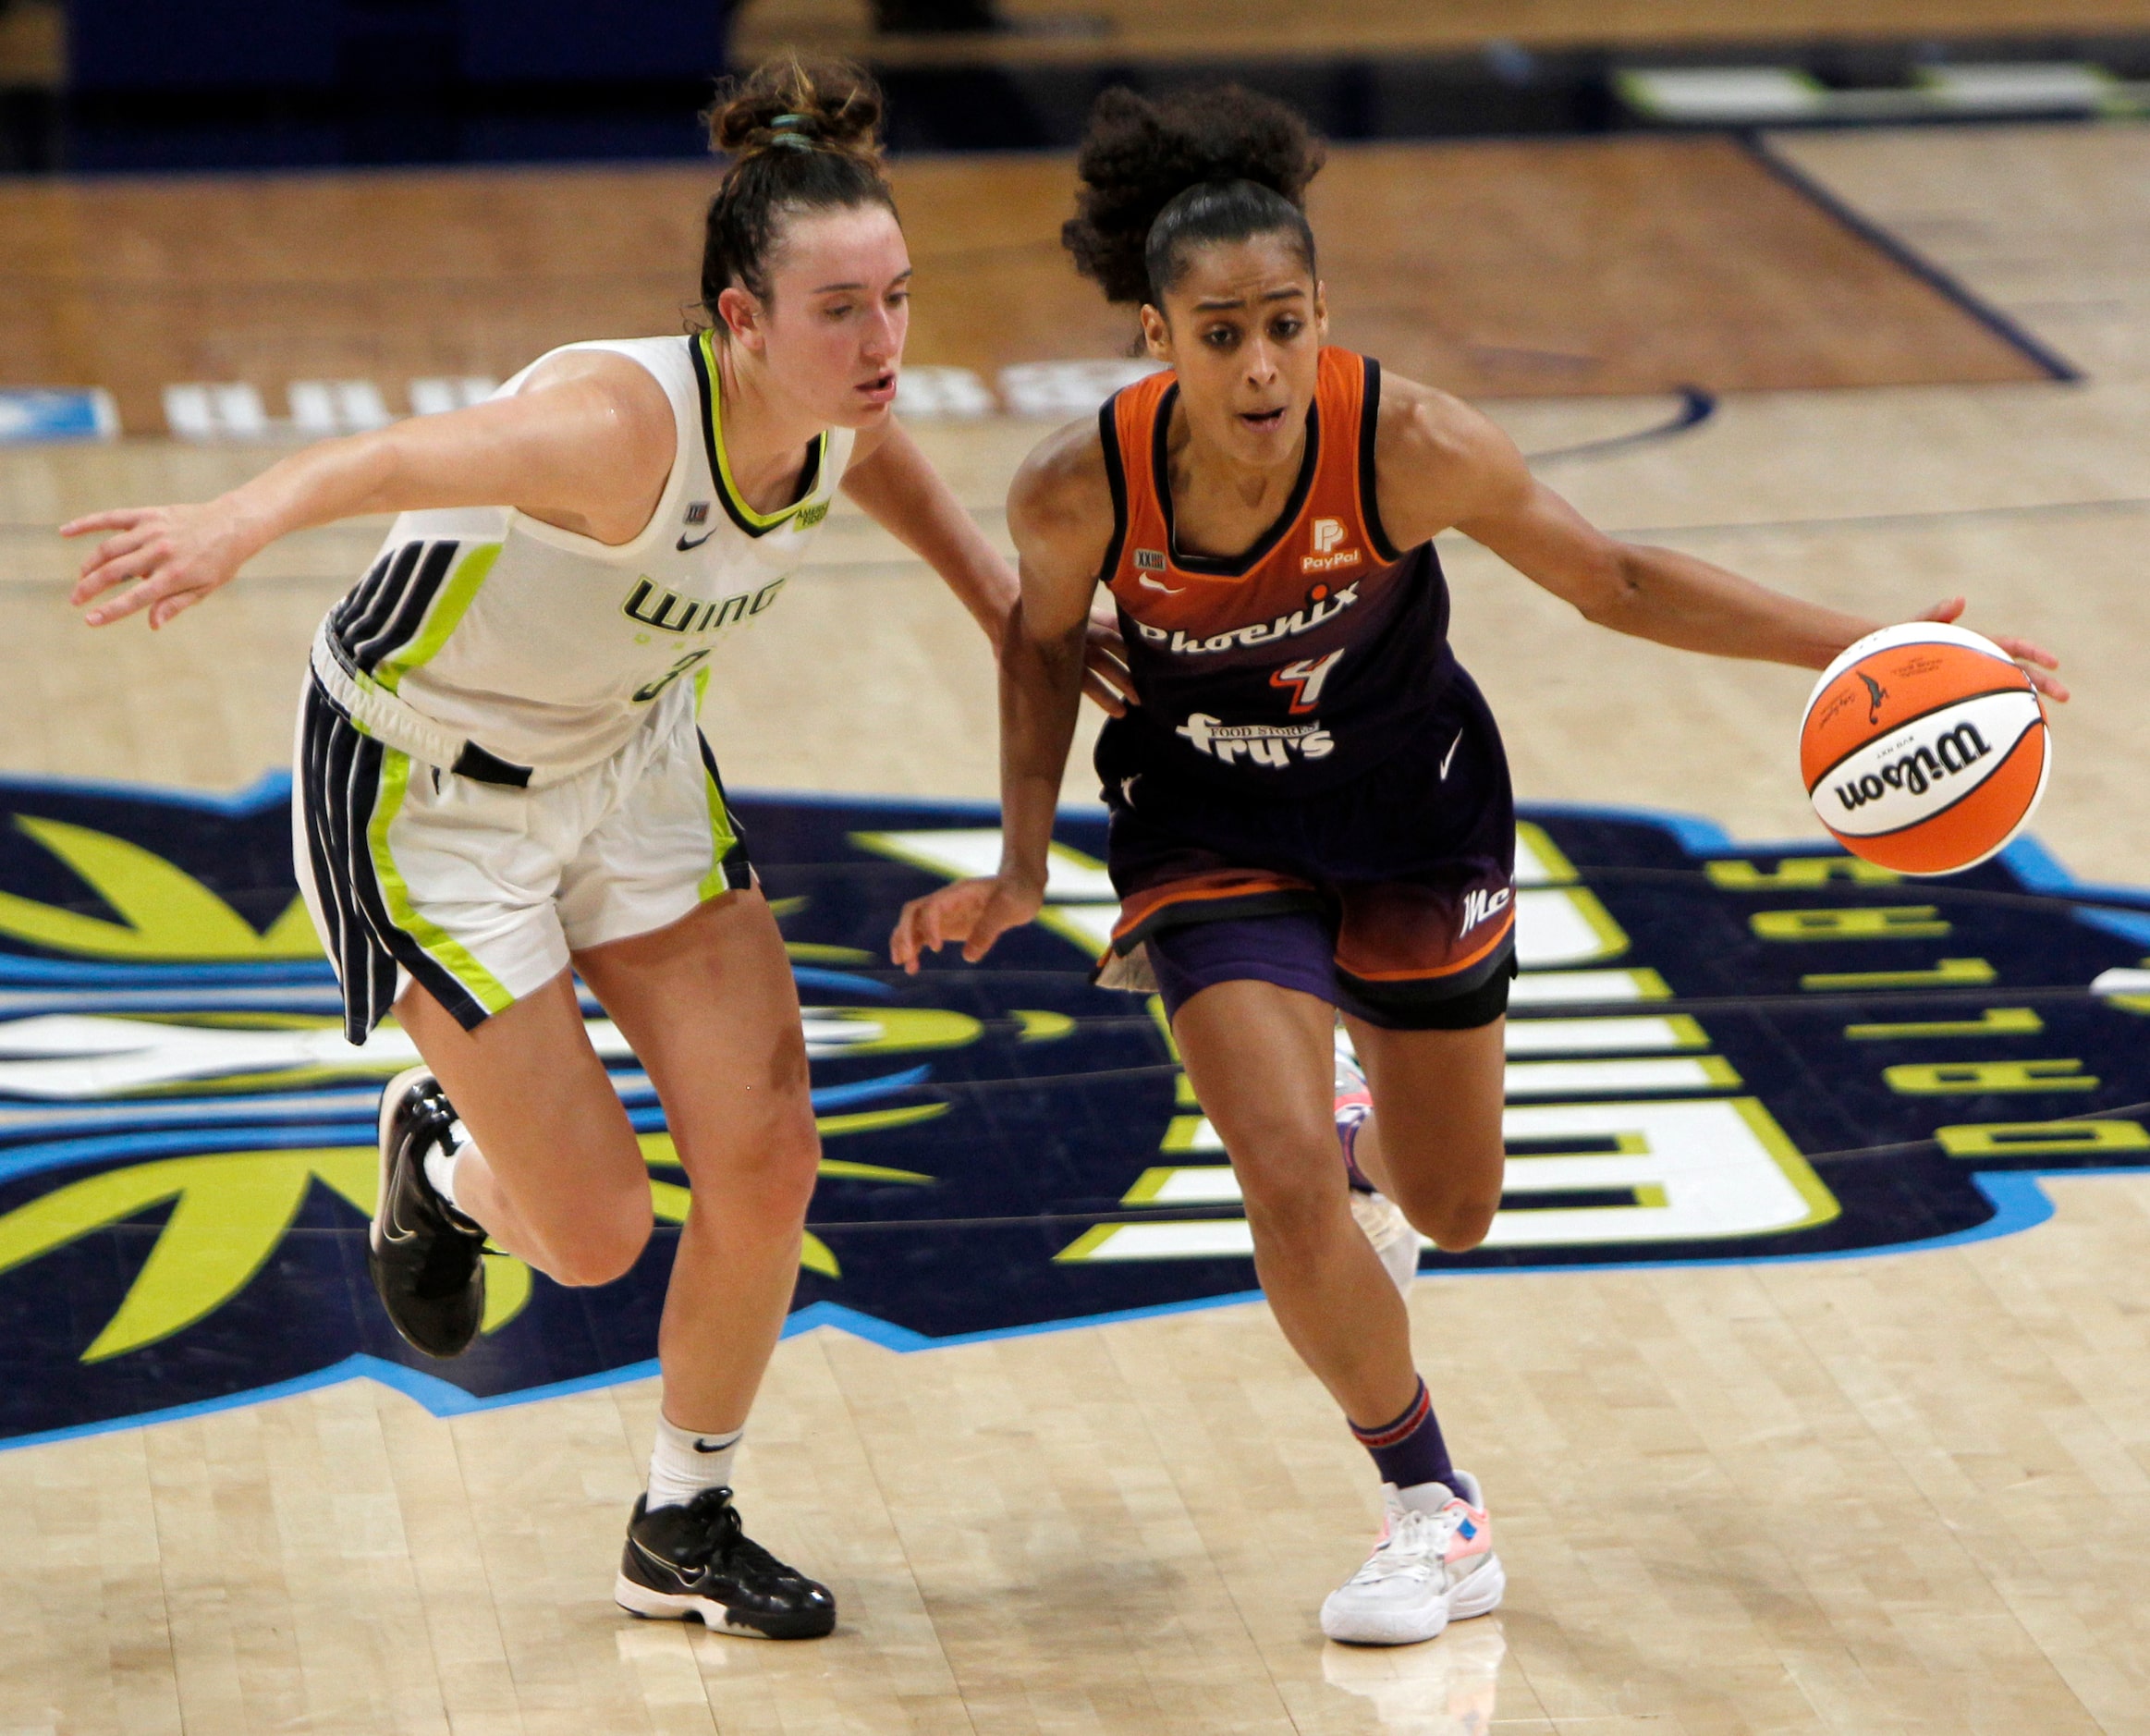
[4,3,2150,1732]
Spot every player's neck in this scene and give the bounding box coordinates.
[1167,402,1309,554]
[714,341,825,513]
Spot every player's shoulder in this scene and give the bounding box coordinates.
[1372,368,1509,472]
[1369,365,1532,532]
[1009,414,1116,544]
[519,344,678,436]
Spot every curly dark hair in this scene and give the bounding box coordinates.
[701,55,898,313]
[1061,84,1325,306]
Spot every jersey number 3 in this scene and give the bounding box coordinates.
[1270,649,1345,715]
[634,648,712,703]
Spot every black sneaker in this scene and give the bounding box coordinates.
[615,1489,837,1639]
[368,1065,487,1359]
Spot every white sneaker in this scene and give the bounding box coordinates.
[1336,1041,1420,1298]
[1320,1473,1506,1646]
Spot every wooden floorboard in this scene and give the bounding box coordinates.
[1,122,2147,1734]
[0,136,2051,437]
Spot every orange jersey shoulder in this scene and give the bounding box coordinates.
[1101,348,1397,641]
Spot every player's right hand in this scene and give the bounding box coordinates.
[62,503,247,630]
[890,874,1045,973]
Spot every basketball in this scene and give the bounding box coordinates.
[1800,621,2049,874]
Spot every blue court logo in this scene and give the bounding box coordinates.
[0,772,2145,1450]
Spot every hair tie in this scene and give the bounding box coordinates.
[763,115,816,152]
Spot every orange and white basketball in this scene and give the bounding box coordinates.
[1800,621,2049,875]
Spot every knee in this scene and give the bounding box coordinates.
[1238,1135,1348,1256]
[745,1121,821,1221]
[1389,1178,1499,1253]
[681,1109,821,1226]
[537,1189,654,1288]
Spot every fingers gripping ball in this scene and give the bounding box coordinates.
[1801,622,2050,875]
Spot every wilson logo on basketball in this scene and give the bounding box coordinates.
[1800,624,2050,874]
[1831,719,1992,812]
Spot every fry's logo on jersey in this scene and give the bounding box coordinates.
[1174,712,1335,766]
[1460,885,1512,936]
[1131,581,1360,656]
[1301,517,1362,575]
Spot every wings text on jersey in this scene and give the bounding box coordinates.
[621,574,789,637]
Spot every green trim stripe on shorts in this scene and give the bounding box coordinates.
[365,747,517,1019]
[695,730,751,900]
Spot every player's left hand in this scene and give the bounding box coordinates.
[890,874,1044,973]
[1082,602,1132,715]
[1915,597,2069,703]
[62,502,250,630]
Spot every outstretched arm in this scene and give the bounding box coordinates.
[63,351,675,630]
[843,415,1132,714]
[1374,379,2067,702]
[889,419,1115,972]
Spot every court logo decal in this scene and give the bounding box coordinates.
[0,772,2144,1449]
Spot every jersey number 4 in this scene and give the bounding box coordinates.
[1269,649,1345,714]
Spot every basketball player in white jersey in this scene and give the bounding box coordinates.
[62,59,1127,1640]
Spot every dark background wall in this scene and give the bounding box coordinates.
[58,0,733,167]
[68,0,730,90]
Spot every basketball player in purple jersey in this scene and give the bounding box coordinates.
[892,85,2065,1644]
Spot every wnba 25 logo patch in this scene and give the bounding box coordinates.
[0,772,2144,1452]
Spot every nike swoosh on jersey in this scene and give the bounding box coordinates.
[1439,730,1462,780]
[1137,576,1183,593]
[676,529,717,551]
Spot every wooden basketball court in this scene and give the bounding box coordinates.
[3,122,2148,1733]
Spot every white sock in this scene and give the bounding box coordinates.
[646,1414,743,1511]
[422,1143,462,1210]
[422,1119,472,1213]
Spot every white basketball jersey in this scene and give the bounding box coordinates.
[320,332,853,775]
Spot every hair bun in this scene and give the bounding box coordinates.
[706,55,884,166]
[1064,84,1324,305]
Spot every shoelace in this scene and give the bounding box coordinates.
[679,1489,793,1582]
[1347,1505,1462,1586]
[408,1093,485,1239]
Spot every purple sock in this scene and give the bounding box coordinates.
[1350,1377,1455,1492]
